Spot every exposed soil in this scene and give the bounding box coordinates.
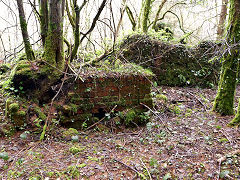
[0,86,239,179]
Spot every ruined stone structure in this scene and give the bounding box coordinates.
[56,73,153,128]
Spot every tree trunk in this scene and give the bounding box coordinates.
[213,0,240,116]
[152,0,168,31]
[16,0,35,60]
[39,0,48,46]
[142,0,152,33]
[229,1,240,126]
[217,0,228,39]
[44,0,65,69]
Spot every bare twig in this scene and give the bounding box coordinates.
[85,105,117,131]
[140,158,152,180]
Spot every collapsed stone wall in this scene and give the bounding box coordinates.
[56,74,153,128]
[119,34,220,88]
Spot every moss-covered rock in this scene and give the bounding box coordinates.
[9,103,20,113]
[11,60,62,103]
[0,123,16,137]
[62,128,79,140]
[4,101,27,128]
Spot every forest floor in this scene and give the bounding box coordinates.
[0,86,240,180]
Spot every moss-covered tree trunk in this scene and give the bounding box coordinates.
[39,0,49,46]
[44,0,65,70]
[229,0,240,125]
[16,0,35,60]
[142,0,152,33]
[213,0,240,116]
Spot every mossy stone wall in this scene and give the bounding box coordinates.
[57,74,153,128]
[120,34,220,88]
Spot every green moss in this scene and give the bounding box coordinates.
[125,109,137,125]
[62,104,78,114]
[19,16,35,61]
[119,109,150,126]
[156,94,168,102]
[34,107,47,120]
[142,0,152,33]
[213,0,240,115]
[18,110,26,117]
[9,103,20,113]
[14,60,48,82]
[44,26,64,70]
[169,104,181,114]
[62,128,79,138]
[8,105,26,128]
[95,60,154,76]
[0,123,16,137]
[69,145,85,154]
[5,98,13,117]
[213,55,238,115]
[228,99,240,126]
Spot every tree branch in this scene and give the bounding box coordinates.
[80,0,107,43]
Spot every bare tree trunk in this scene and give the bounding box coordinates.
[217,0,228,39]
[115,0,127,39]
[16,0,35,60]
[45,0,65,69]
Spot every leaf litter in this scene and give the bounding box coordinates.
[0,86,239,179]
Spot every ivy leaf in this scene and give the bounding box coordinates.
[0,152,9,161]
[163,173,171,180]
[20,133,27,140]
[219,170,230,178]
[71,135,79,142]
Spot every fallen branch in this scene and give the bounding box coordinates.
[219,129,234,145]
[188,92,207,111]
[40,67,68,141]
[140,158,152,180]
[113,158,139,174]
[171,100,194,104]
[140,103,164,124]
[217,149,240,163]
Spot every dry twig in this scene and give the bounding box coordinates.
[85,105,117,131]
